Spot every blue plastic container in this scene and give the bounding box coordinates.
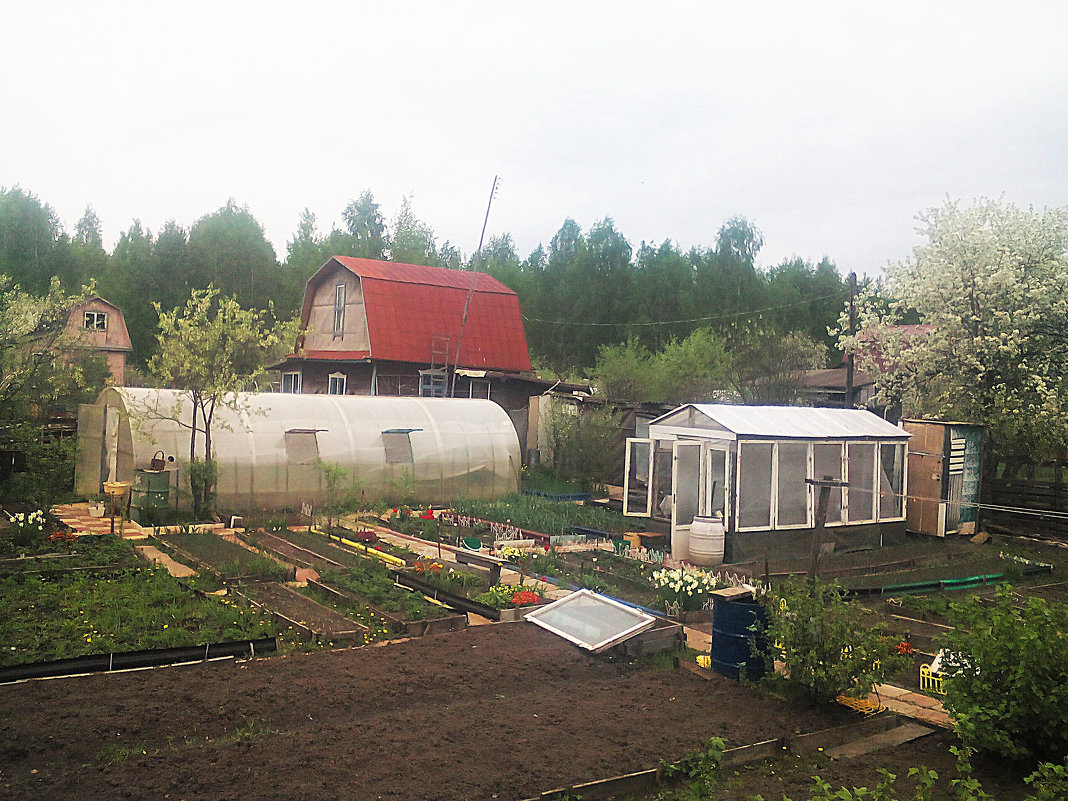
[710,600,768,682]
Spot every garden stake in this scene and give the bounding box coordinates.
[805,476,847,582]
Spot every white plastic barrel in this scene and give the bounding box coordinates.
[689,514,725,566]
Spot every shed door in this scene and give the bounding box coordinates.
[623,438,653,517]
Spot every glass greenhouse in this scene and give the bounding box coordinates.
[624,404,910,563]
[75,388,521,511]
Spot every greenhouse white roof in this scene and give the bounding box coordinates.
[649,404,910,440]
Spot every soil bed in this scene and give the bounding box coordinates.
[0,623,852,801]
[245,530,344,570]
[236,581,365,641]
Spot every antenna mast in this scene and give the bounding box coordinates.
[450,175,500,397]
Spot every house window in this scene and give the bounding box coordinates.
[333,283,346,336]
[281,371,301,394]
[382,429,415,464]
[84,311,108,330]
[328,372,347,395]
[419,369,447,398]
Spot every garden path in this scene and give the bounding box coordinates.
[134,544,196,578]
[52,502,148,540]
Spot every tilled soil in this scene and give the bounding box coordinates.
[0,623,850,801]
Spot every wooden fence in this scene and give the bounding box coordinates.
[982,474,1068,539]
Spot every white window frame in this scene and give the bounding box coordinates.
[735,440,776,532]
[281,371,302,394]
[327,372,346,395]
[845,441,879,525]
[812,439,847,528]
[84,311,108,330]
[773,441,813,531]
[875,441,908,522]
[623,437,654,517]
[333,283,346,336]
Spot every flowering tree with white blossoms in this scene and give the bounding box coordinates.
[839,199,1068,475]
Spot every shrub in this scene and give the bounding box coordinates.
[940,584,1068,762]
[764,579,906,706]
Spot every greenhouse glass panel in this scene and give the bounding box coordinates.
[524,590,656,653]
[879,442,905,519]
[812,443,844,524]
[738,442,773,529]
[777,442,809,527]
[846,443,876,522]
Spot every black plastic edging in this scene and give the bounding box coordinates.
[390,570,503,620]
[0,637,277,683]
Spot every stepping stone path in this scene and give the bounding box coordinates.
[135,544,196,578]
[52,502,148,540]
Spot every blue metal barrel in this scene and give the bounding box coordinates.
[710,600,768,681]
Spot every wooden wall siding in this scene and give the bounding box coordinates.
[303,265,370,352]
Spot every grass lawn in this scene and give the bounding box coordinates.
[0,533,139,575]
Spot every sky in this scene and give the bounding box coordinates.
[2,1,1066,277]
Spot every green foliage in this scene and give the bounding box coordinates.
[659,737,725,800]
[318,564,450,622]
[843,198,1068,466]
[545,401,620,487]
[764,579,907,706]
[452,493,634,536]
[315,460,363,528]
[151,285,296,518]
[0,568,276,666]
[940,584,1068,762]
[1024,756,1068,801]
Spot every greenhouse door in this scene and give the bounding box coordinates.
[623,438,653,517]
[671,440,702,561]
[705,446,729,524]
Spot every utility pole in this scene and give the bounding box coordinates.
[844,271,857,408]
[450,175,500,398]
[806,476,848,581]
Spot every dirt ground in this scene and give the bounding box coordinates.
[0,623,852,801]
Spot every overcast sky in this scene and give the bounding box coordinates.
[3,1,1066,276]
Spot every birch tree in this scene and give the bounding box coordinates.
[151,286,295,517]
[840,199,1068,472]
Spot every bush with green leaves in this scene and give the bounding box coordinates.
[763,578,907,706]
[940,584,1068,763]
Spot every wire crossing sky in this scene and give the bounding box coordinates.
[2,1,1066,277]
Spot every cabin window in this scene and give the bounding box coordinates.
[328,372,347,395]
[84,311,108,330]
[333,283,346,336]
[281,371,301,393]
[382,429,415,464]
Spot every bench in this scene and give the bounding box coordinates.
[453,547,508,584]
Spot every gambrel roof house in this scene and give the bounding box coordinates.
[272,257,549,445]
[64,295,132,386]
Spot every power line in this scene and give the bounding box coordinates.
[521,292,841,327]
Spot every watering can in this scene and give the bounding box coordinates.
[150,451,167,470]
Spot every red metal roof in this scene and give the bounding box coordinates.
[327,257,531,372]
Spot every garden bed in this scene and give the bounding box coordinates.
[233,581,367,644]
[157,531,292,581]
[0,567,277,667]
[0,534,138,576]
[307,576,466,637]
[0,623,858,801]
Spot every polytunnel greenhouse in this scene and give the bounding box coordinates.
[75,388,521,512]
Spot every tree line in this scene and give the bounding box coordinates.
[0,185,848,374]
